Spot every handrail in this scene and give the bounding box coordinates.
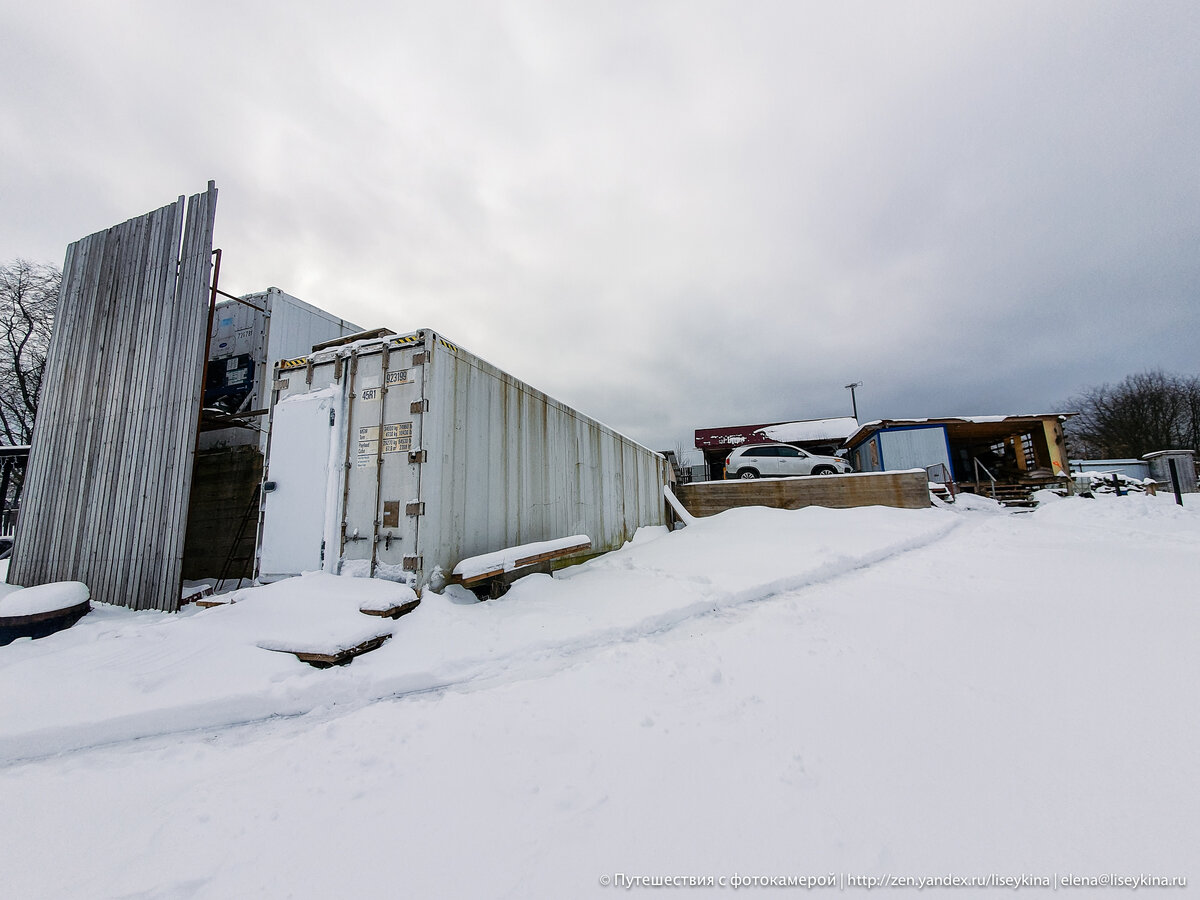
[924,463,956,497]
[973,457,998,498]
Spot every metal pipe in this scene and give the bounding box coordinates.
[844,381,862,420]
[196,249,223,434]
[1169,458,1184,506]
[369,343,390,577]
[209,286,267,313]
[338,350,359,565]
[973,456,998,499]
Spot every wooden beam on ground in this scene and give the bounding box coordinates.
[359,598,421,619]
[267,634,392,668]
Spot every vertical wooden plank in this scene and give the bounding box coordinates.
[86,210,152,602]
[134,200,184,609]
[103,205,158,608]
[67,215,136,586]
[169,184,216,606]
[129,198,186,610]
[11,186,216,612]
[47,223,112,580]
[102,206,163,607]
[157,184,214,610]
[108,205,170,607]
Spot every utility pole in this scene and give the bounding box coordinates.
[844,381,862,420]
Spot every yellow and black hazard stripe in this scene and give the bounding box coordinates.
[437,338,459,354]
[390,335,421,347]
[278,356,308,371]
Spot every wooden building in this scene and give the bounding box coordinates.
[845,414,1072,501]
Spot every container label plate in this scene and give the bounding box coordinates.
[384,422,412,439]
[359,422,413,443]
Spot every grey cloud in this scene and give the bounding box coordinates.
[3,1,1198,453]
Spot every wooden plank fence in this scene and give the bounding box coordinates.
[8,185,218,611]
[676,470,931,517]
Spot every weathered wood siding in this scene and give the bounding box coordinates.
[9,185,218,611]
[677,471,930,517]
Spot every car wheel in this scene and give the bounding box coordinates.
[811,465,836,476]
[738,468,759,479]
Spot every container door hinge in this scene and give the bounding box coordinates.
[403,555,422,572]
[408,449,427,464]
[410,398,429,414]
[406,501,425,516]
[412,352,427,366]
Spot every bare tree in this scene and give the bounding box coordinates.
[0,259,60,446]
[1065,370,1200,459]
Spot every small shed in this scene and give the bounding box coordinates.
[694,417,858,481]
[1142,450,1197,492]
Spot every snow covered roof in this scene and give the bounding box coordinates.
[846,414,1072,448]
[755,417,860,443]
[695,417,859,450]
[1142,449,1196,459]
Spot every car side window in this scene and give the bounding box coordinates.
[777,447,801,457]
[752,447,777,457]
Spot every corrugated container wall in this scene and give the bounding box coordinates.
[257,329,669,589]
[200,287,360,453]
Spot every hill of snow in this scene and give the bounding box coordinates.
[0,493,1196,898]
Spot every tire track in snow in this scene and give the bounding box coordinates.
[0,514,966,766]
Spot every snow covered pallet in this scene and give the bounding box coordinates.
[450,535,592,600]
[266,634,392,669]
[359,598,421,619]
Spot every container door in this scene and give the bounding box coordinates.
[258,387,339,580]
[337,344,425,579]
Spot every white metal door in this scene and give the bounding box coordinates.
[258,387,339,580]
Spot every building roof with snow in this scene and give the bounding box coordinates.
[844,414,1072,449]
[695,417,859,451]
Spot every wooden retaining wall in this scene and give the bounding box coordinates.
[8,185,217,611]
[677,470,930,517]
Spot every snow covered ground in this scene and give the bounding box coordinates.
[0,493,1196,898]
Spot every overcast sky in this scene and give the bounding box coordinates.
[3,1,1198,453]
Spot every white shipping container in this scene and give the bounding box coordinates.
[257,329,670,589]
[201,287,360,452]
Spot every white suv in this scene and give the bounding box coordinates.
[724,443,853,479]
